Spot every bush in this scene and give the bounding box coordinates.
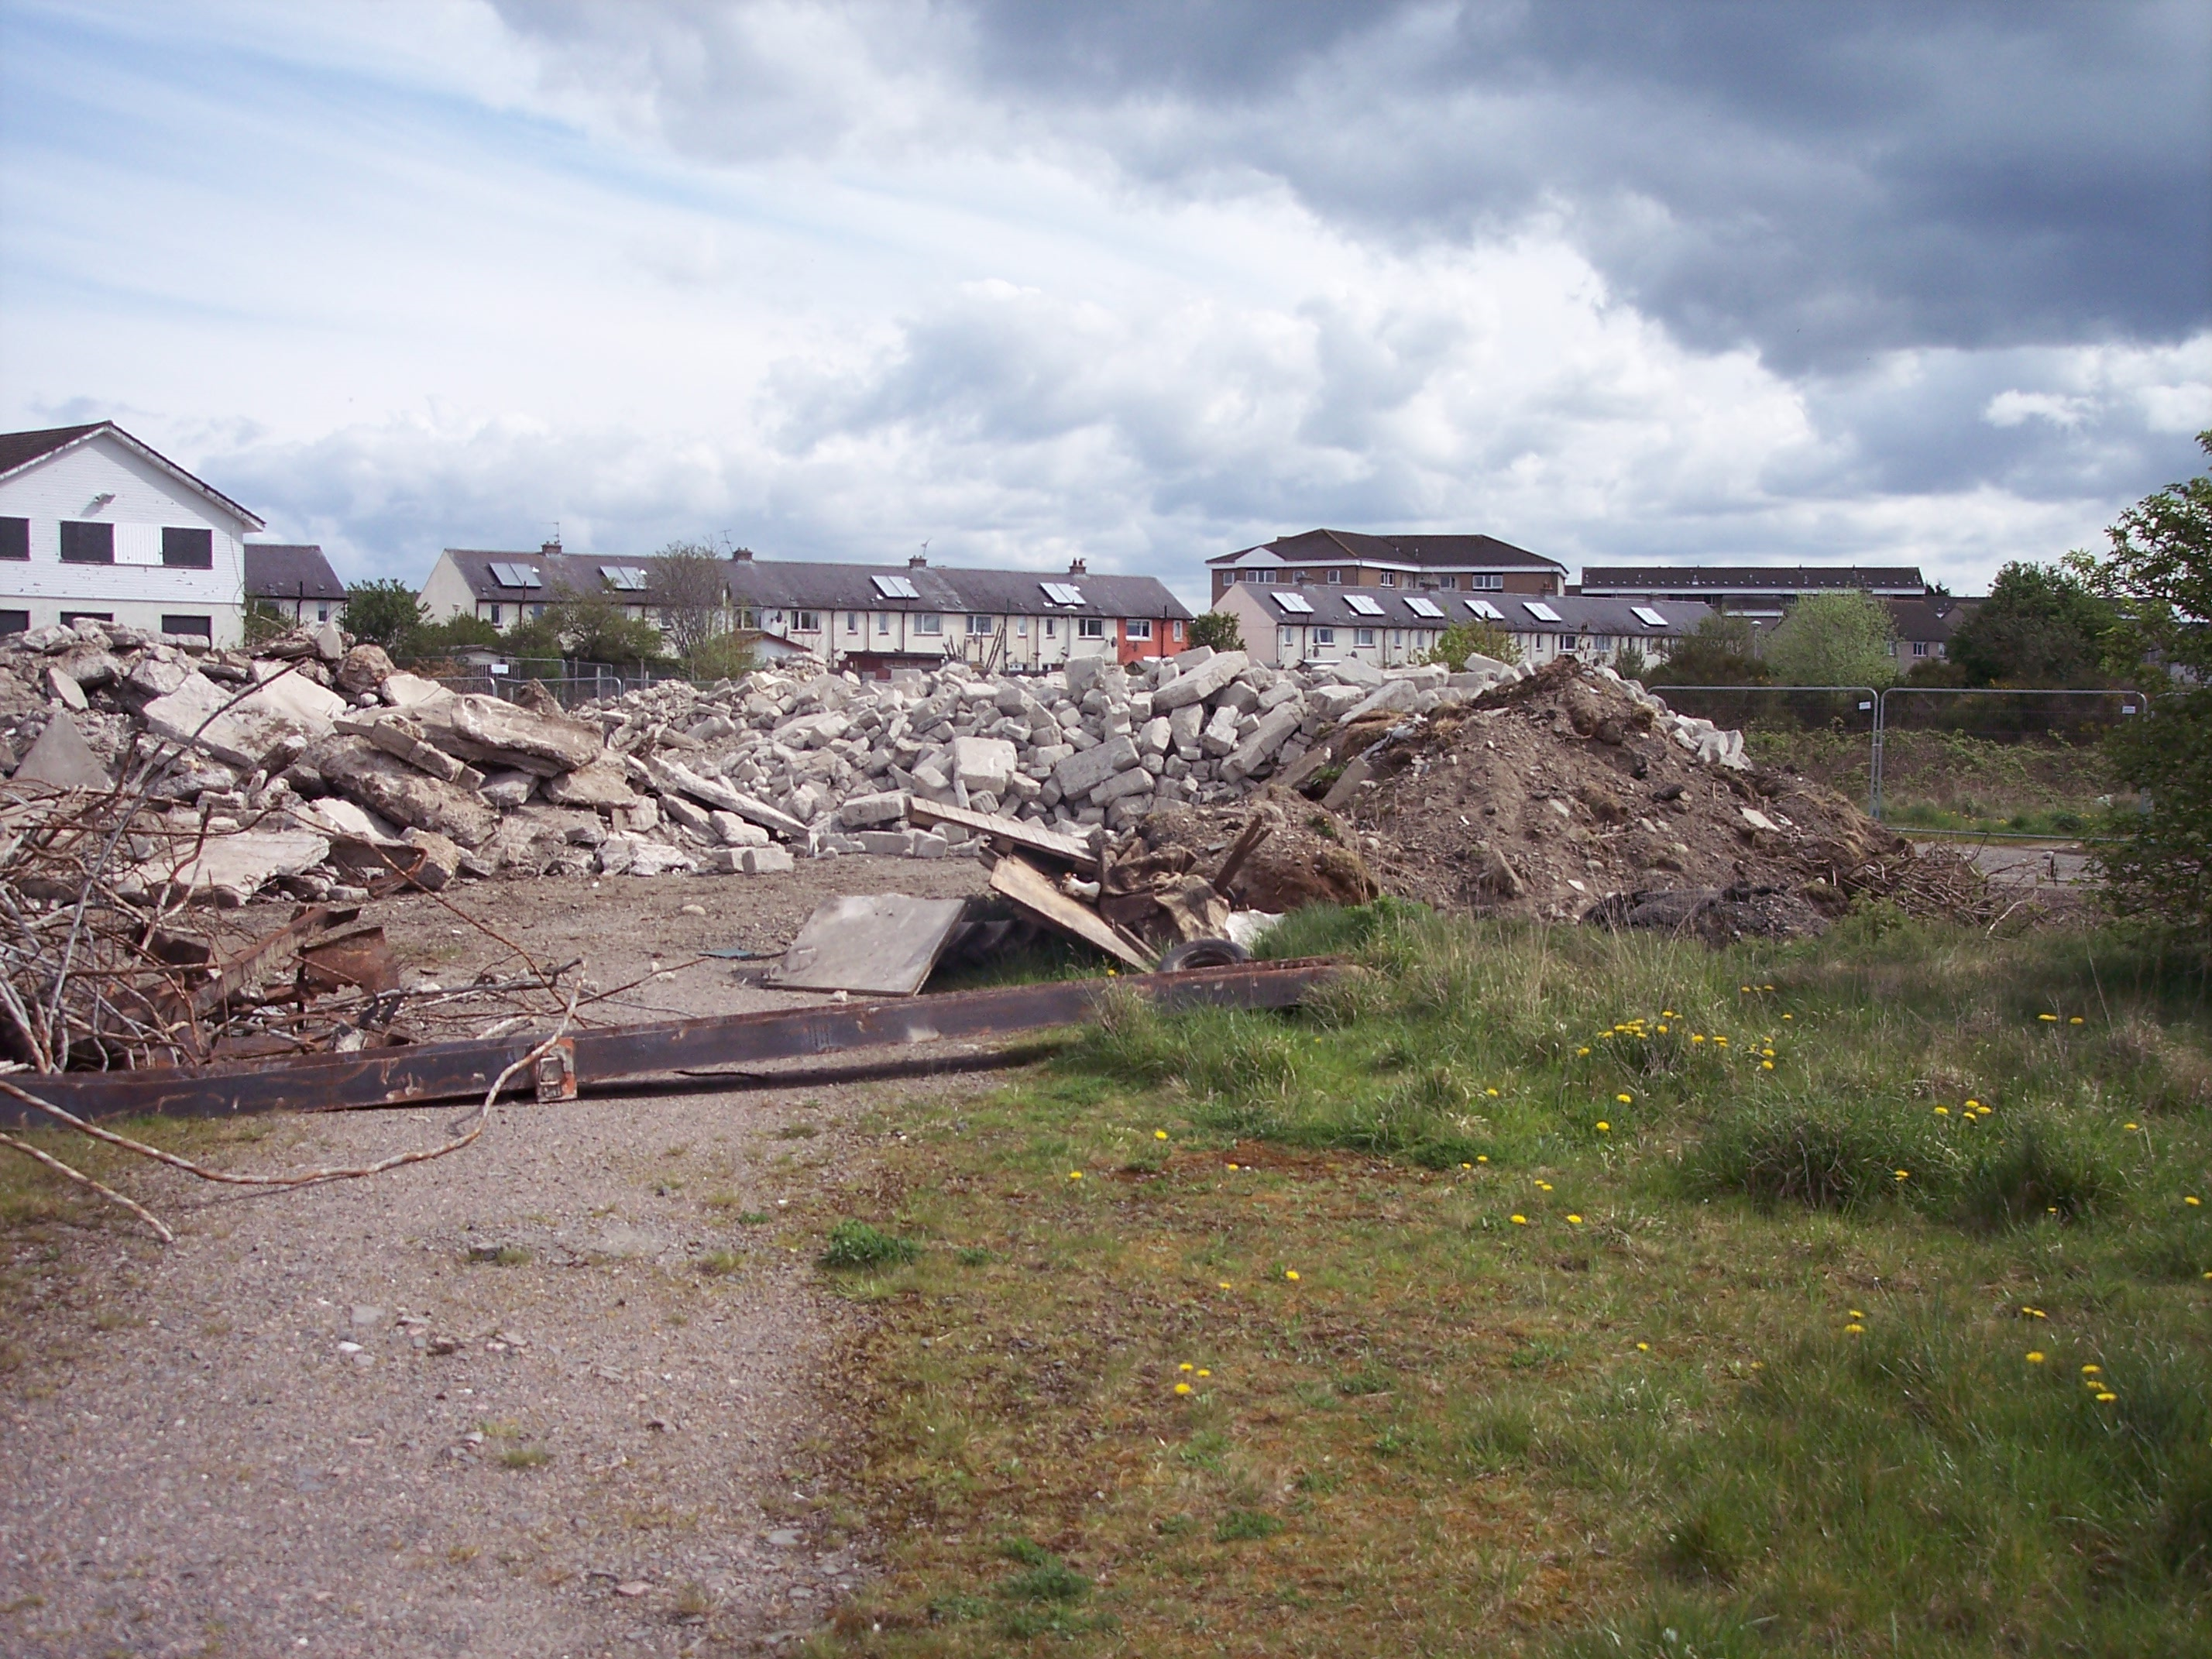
[1189,611,1244,653]
[819,1219,919,1269]
[1422,618,1520,668]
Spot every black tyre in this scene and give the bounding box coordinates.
[1154,938,1252,973]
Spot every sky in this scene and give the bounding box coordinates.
[1,0,2207,608]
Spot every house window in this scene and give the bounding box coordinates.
[0,518,27,561]
[915,613,943,635]
[531,603,546,620]
[1479,573,1504,590]
[1017,616,1029,637]
[1438,575,1457,589]
[1173,620,1183,640]
[789,611,817,632]
[1912,641,1929,657]
[161,527,214,568]
[1279,627,1294,650]
[316,604,330,623]
[967,614,994,635]
[489,603,503,625]
[1078,617,1104,639]
[1045,617,1057,637]
[1377,571,1396,587]
[877,612,891,634]
[60,611,113,626]
[0,610,28,635]
[1254,570,1276,584]
[160,614,212,640]
[1390,630,1403,647]
[1355,627,1375,647]
[845,612,860,634]
[1125,618,1152,641]
[1313,627,1335,647]
[60,522,114,565]
[1326,569,1341,585]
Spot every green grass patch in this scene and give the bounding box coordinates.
[819,1218,920,1271]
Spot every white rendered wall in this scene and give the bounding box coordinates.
[0,434,252,645]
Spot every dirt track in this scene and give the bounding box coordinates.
[0,856,989,1657]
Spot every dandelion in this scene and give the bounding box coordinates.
[1577,1046,1591,1056]
[1845,1323,1866,1334]
[1662,1010,1677,1018]
[2125,1121,2140,1131]
[1069,1170,1084,1180]
[1761,1061,1774,1071]
[1537,1180,1553,1192]
[1935,1107,1949,1116]
[2026,1352,2045,1363]
[1567,1214,1584,1225]
[1218,1281,1231,1290]
[1227,1163,1238,1170]
[1180,1362,1194,1372]
[1485,1087,1500,1097]
[1155,1130,1169,1141]
[1850,1310,1866,1319]
[2069,1017,2085,1025]
[1782,1013,1793,1020]
[1657,1024,1670,1034]
[1510,1214,1528,1225]
[1616,1093,1633,1104]
[1476,1156,1489,1164]
[1595,1121,1611,1132]
[2039,1013,2059,1022]
[1894,1169,1911,1180]
[2096,1391,2118,1403]
[2188,1197,2203,1207]
[1284,1269,1300,1281]
[1197,1369,1210,1378]
[1461,1162,1472,1170]
[1691,1034,1705,1044]
[1763,984,1774,991]
[2082,1364,2100,1375]
[1636,1341,1650,1352]
[1174,1382,1191,1396]
[2021,1307,2046,1319]
[1740,984,1752,993]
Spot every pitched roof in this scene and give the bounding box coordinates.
[0,421,265,531]
[438,550,1193,621]
[1580,565,1926,595]
[1224,585,1711,636]
[1885,595,1981,641]
[244,543,347,602]
[1210,529,1565,572]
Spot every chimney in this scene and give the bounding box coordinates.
[908,553,928,569]
[731,545,754,562]
[541,538,561,557]
[1068,557,1087,576]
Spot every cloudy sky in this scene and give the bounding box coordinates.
[2,0,2207,605]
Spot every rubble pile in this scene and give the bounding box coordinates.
[0,617,1773,914]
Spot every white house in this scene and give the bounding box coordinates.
[0,423,261,646]
[1214,584,1715,673]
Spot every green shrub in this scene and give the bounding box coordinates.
[1953,1118,2112,1229]
[1689,1104,1909,1212]
[819,1219,919,1270]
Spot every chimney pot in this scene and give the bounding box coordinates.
[541,538,561,557]
[908,554,927,569]
[1068,557,1087,576]
[732,546,754,562]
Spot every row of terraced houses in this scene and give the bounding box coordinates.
[0,421,1973,677]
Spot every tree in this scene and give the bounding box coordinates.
[1190,611,1244,653]
[1762,590,1898,688]
[504,586,672,671]
[342,580,427,651]
[1647,612,1770,686]
[645,541,733,661]
[1947,561,2114,686]
[1612,641,1648,682]
[1421,618,1521,668]
[398,613,502,665]
[2075,431,2212,929]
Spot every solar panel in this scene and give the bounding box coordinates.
[1523,601,1563,623]
[1465,599,1504,620]
[1345,593,1384,616]
[488,562,539,589]
[1272,592,1314,615]
[1631,605,1668,627]
[1037,582,1087,606]
[601,565,648,591]
[871,575,921,600]
[1404,596,1444,619]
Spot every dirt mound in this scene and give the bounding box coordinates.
[1328,658,1911,939]
[1120,797,1381,914]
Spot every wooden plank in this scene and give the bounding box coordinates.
[989,852,1156,971]
[768,895,970,997]
[906,797,1097,869]
[0,958,1342,1125]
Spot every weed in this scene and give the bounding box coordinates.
[498,1448,551,1469]
[819,1219,919,1270]
[1214,1509,1283,1543]
[694,1250,743,1276]
[954,1246,992,1267]
[997,1538,1087,1602]
[773,1124,819,1140]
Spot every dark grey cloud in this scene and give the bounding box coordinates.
[498,0,2211,371]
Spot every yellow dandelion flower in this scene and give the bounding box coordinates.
[1935,1107,1950,1115]
[1657,1023,1669,1033]
[2069,1017,2085,1025]
[1155,1129,1170,1140]
[1577,1046,1591,1056]
[1197,1369,1210,1378]
[1567,1214,1584,1225]
[1537,1180,1553,1191]
[1476,1155,1489,1164]
[2082,1364,2100,1375]
[1284,1269,1300,1281]
[1218,1280,1231,1290]
[1616,1093,1633,1104]
[1662,1010,1676,1018]
[1486,1087,1500,1097]
[2096,1391,2118,1403]
[1510,1214,1528,1225]
[1180,1362,1194,1372]
[1782,1013,1793,1020]
[1760,1060,1774,1070]
[1595,1121,1611,1132]
[1227,1162,1238,1170]
[1174,1382,1191,1395]
[1691,1034,1705,1044]
[2187,1196,2203,1207]
[1764,984,1774,991]
[1461,1162,1472,1170]
[1894,1170,1911,1180]
[2026,1352,2045,1363]
[1740,984,1752,993]
[1965,1099,1980,1108]
[1637,1341,1650,1352]
[1850,1309,1866,1318]
[1069,1170,1084,1180]
[2125,1121,2139,1131]
[1844,1323,1866,1334]
[2039,1013,2059,1022]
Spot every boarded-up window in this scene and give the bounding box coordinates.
[0,610,29,635]
[60,522,114,564]
[0,518,27,561]
[160,614,213,640]
[162,527,214,568]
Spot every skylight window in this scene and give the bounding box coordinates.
[1272,592,1314,615]
[871,574,922,600]
[1345,593,1384,616]
[1465,599,1505,620]
[1404,596,1444,619]
[1039,581,1087,606]
[1631,605,1668,627]
[601,565,649,591]
[1523,601,1563,623]
[487,562,541,589]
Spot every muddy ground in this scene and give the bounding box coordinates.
[1,855,991,1659]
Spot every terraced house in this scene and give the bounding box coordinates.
[421,544,1193,676]
[1207,528,1568,603]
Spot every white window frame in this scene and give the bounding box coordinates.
[915,613,943,636]
[1313,627,1335,647]
[967,614,994,636]
[1125,617,1152,640]
[1077,617,1105,639]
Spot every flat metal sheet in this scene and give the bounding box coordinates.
[767,895,970,996]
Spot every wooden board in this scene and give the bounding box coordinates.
[989,853,1156,972]
[768,895,973,997]
[906,797,1098,870]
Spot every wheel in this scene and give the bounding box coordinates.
[1155,937,1253,973]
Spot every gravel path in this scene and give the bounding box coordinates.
[0,857,995,1657]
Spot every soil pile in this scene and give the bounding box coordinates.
[1329,659,1912,941]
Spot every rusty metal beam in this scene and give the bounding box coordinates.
[0,958,1344,1127]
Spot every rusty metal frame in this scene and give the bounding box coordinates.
[0,958,1344,1127]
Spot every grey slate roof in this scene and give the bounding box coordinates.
[1239,586,1713,637]
[244,543,346,602]
[443,550,1192,622]
[0,421,264,530]
[1581,565,1926,595]
[1211,528,1565,573]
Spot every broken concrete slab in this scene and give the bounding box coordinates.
[144,669,347,771]
[128,830,331,908]
[768,895,971,995]
[421,693,603,777]
[837,790,908,829]
[1150,651,1249,711]
[11,711,111,791]
[947,735,1018,793]
[304,735,500,848]
[1052,733,1142,797]
[541,755,641,809]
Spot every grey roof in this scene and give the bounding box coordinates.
[441,550,1192,621]
[1211,528,1565,573]
[1581,565,1926,595]
[1885,595,1981,642]
[244,543,345,601]
[1232,585,1712,636]
[0,421,264,531]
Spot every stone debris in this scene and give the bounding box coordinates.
[0,615,1757,910]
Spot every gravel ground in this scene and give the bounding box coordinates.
[0,855,994,1657]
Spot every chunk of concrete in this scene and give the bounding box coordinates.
[837,790,908,828]
[1052,732,1141,797]
[304,735,499,848]
[143,669,348,770]
[1149,651,1248,710]
[478,768,537,809]
[10,711,110,790]
[740,844,795,874]
[337,644,397,695]
[400,827,463,891]
[541,755,641,809]
[129,830,331,908]
[947,735,1017,793]
[1221,704,1305,782]
[423,693,603,777]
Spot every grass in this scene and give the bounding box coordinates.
[1746,726,2119,835]
[797,904,2212,1656]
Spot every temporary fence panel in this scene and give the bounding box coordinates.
[1640,685,1881,817]
[1870,687,2145,836]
